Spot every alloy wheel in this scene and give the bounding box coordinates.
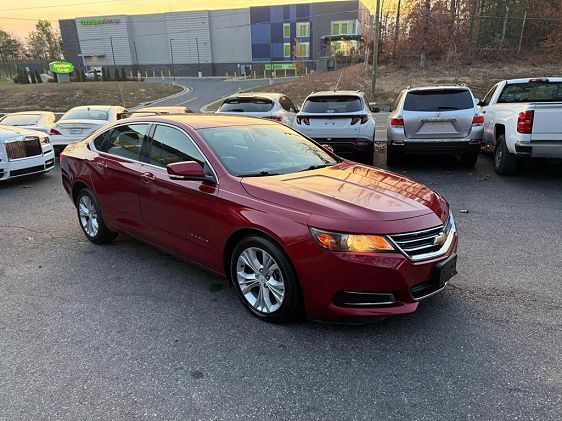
[236,247,285,313]
[78,194,99,237]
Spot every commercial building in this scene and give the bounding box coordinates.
[59,1,371,77]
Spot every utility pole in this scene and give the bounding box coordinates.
[109,36,116,69]
[195,37,201,76]
[370,0,381,101]
[518,10,527,53]
[133,41,139,76]
[169,38,175,84]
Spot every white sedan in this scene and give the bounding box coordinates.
[0,125,55,181]
[48,105,127,148]
[0,111,56,135]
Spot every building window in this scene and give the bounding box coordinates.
[283,43,291,58]
[283,23,290,38]
[297,42,309,58]
[296,22,310,38]
[331,20,358,35]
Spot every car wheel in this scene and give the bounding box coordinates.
[76,188,117,244]
[494,135,518,175]
[460,150,479,168]
[386,144,402,166]
[230,235,302,323]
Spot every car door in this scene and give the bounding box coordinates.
[479,83,500,145]
[90,123,150,233]
[279,95,298,126]
[138,123,218,267]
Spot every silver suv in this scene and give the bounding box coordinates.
[386,85,484,167]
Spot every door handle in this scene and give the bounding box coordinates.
[141,172,155,183]
[96,161,108,170]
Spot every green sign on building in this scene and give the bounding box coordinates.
[49,61,74,74]
[265,63,296,71]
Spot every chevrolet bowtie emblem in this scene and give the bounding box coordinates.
[434,231,447,246]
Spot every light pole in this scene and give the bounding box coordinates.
[169,38,176,84]
[109,36,116,69]
[195,37,201,76]
[133,41,139,76]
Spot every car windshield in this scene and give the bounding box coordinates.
[61,109,109,121]
[219,98,274,113]
[403,89,474,111]
[197,124,338,177]
[498,82,562,103]
[0,114,42,125]
[302,95,363,113]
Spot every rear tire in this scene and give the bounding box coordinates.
[386,144,402,166]
[76,188,117,244]
[230,235,302,323]
[460,150,479,168]
[494,135,518,175]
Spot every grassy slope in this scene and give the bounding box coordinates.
[257,62,562,106]
[0,81,183,112]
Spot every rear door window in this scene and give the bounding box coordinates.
[148,125,205,167]
[219,98,274,112]
[497,82,562,103]
[302,96,362,113]
[100,124,149,161]
[403,90,474,111]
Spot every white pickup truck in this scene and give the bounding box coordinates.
[478,77,562,174]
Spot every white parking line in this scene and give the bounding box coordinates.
[177,97,198,105]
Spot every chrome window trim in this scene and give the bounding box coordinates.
[89,121,219,184]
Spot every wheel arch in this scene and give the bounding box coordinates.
[71,180,90,206]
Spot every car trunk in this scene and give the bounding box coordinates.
[530,102,562,142]
[402,89,475,139]
[55,119,105,138]
[402,109,474,139]
[299,113,366,138]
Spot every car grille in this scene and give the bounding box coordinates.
[389,214,455,261]
[5,137,42,160]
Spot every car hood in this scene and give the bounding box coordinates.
[241,162,449,232]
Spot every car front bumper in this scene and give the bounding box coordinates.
[0,147,55,180]
[290,232,458,320]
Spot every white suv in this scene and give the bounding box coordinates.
[293,91,376,165]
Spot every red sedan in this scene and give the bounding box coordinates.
[60,114,457,323]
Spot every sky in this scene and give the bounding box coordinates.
[1,0,369,40]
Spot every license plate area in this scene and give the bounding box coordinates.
[69,129,83,135]
[435,253,457,288]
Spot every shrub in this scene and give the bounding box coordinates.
[120,67,127,81]
[34,70,42,83]
[113,68,121,81]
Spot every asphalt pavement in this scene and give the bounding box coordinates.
[1,150,561,420]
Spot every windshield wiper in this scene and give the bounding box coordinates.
[238,171,281,177]
[298,163,335,172]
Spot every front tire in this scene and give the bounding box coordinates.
[494,135,518,175]
[230,235,302,323]
[76,188,117,244]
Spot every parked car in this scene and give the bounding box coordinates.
[216,93,298,126]
[0,126,55,181]
[128,106,193,117]
[386,85,484,167]
[294,90,376,165]
[60,114,457,323]
[0,111,56,134]
[478,77,562,174]
[48,105,127,148]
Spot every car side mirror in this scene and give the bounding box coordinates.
[321,144,334,153]
[477,101,486,107]
[167,161,210,181]
[295,106,300,112]
[370,105,381,113]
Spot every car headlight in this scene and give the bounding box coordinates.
[310,227,394,252]
[40,136,50,145]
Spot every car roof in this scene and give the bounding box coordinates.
[406,85,471,92]
[67,105,118,111]
[124,113,274,130]
[224,92,284,100]
[306,90,365,97]
[5,111,54,116]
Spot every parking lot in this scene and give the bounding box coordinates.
[1,151,561,419]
